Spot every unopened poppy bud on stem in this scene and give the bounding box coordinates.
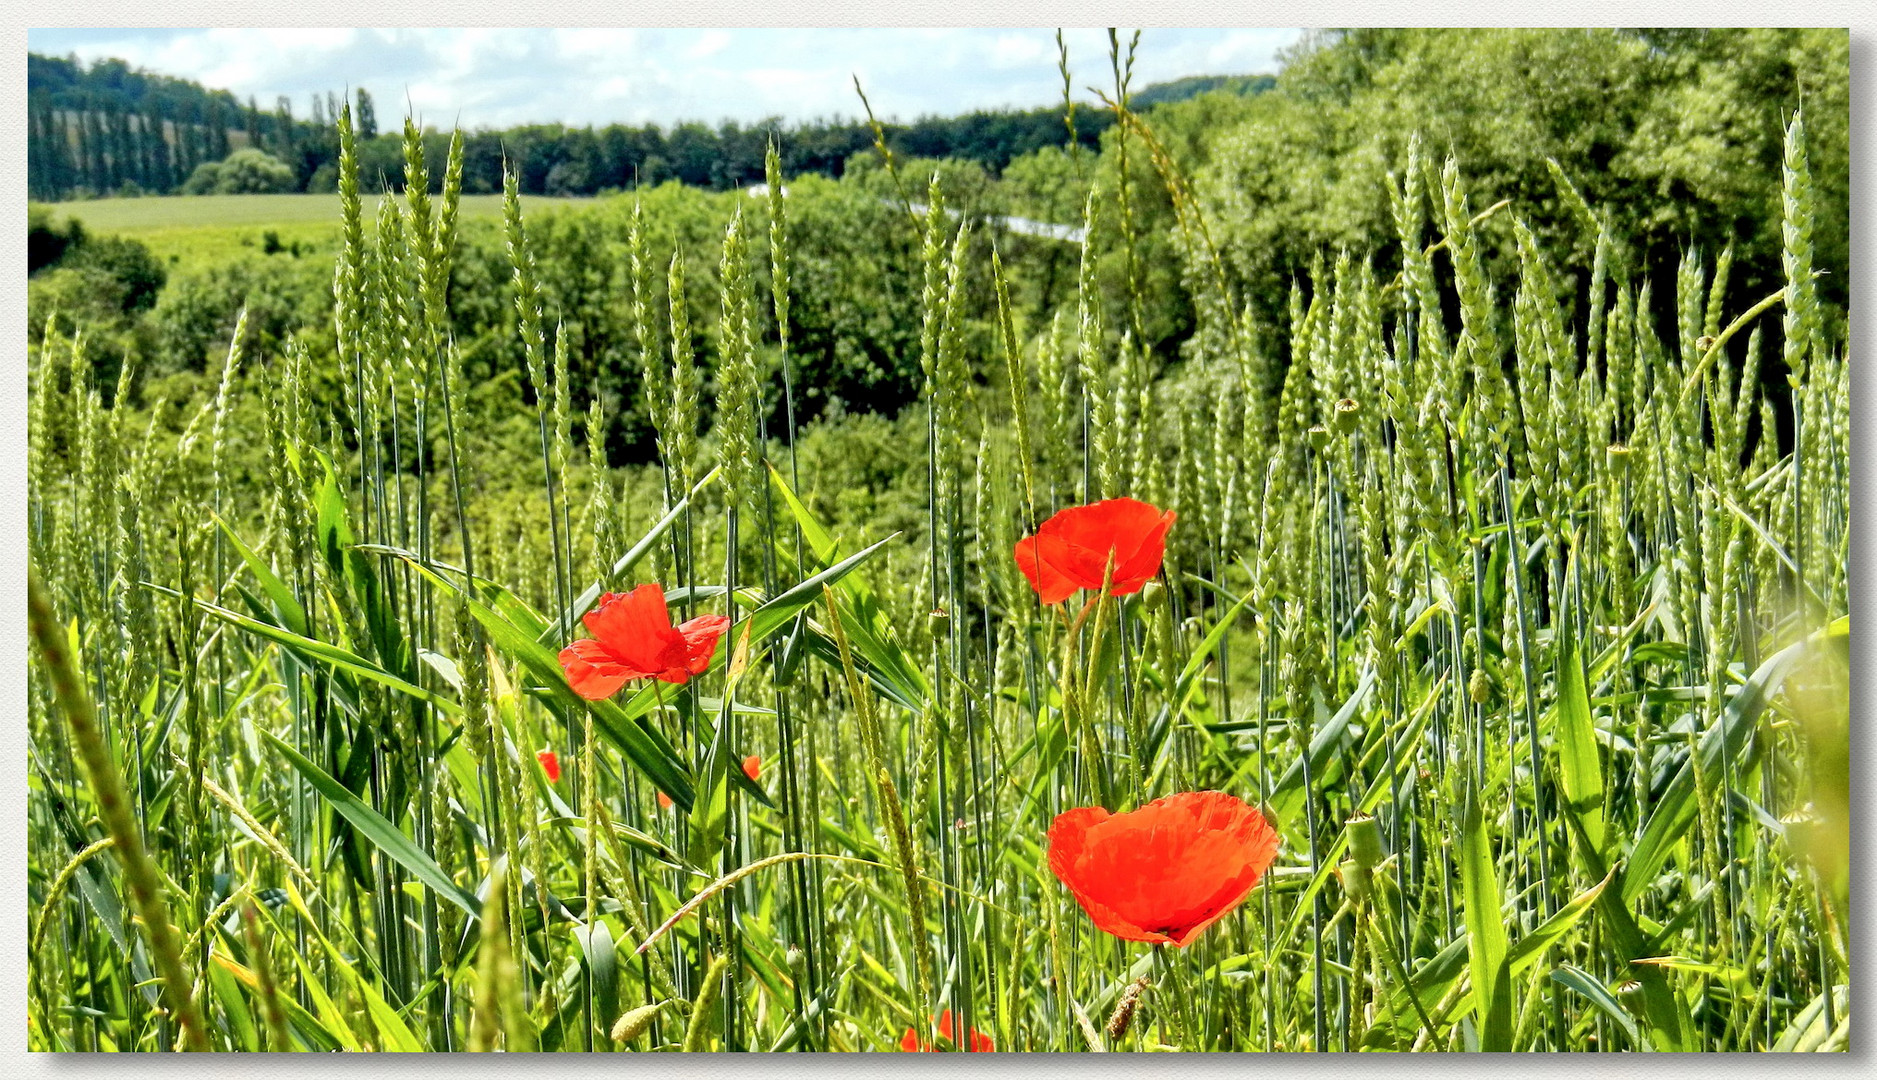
[1346,813,1384,870]
[1333,397,1362,433]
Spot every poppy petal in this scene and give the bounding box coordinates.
[1047,790,1278,947]
[559,637,635,700]
[1034,529,1114,594]
[899,1011,993,1052]
[1014,534,1082,605]
[585,583,670,640]
[1052,497,1157,554]
[677,613,732,674]
[584,584,685,673]
[1015,498,1175,603]
[1108,509,1176,594]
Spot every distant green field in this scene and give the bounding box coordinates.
[45,193,591,232]
[41,193,593,265]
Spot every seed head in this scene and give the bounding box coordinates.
[1106,975,1151,1040]
[1468,668,1493,705]
[611,1001,666,1044]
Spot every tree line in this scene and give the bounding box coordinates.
[30,50,1286,203]
[28,53,382,200]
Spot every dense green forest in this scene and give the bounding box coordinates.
[32,49,1192,202]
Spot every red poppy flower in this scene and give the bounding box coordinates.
[558,584,731,699]
[656,790,674,811]
[742,755,762,783]
[1047,790,1279,947]
[536,749,561,784]
[1013,498,1176,605]
[899,1009,994,1052]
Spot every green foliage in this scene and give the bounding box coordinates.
[182,148,299,195]
[1192,29,1850,343]
[145,255,328,376]
[27,212,166,392]
[28,203,86,273]
[60,234,168,311]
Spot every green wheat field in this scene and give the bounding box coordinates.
[26,30,1850,1053]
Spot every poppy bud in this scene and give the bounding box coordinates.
[611,1000,666,1044]
[785,945,806,977]
[1346,813,1385,870]
[1607,442,1632,474]
[1140,580,1165,609]
[1615,980,1648,1019]
[1333,397,1361,433]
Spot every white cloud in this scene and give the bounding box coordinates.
[27,27,1304,129]
[988,31,1053,70]
[687,29,733,60]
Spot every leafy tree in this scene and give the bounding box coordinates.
[27,205,85,273]
[356,90,378,141]
[62,234,167,311]
[178,159,223,195]
[184,148,297,194]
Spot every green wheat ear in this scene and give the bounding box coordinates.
[30,570,211,1051]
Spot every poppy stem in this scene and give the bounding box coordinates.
[1057,600,1111,810]
[1150,942,1194,1048]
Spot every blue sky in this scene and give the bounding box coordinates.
[27,28,1304,129]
